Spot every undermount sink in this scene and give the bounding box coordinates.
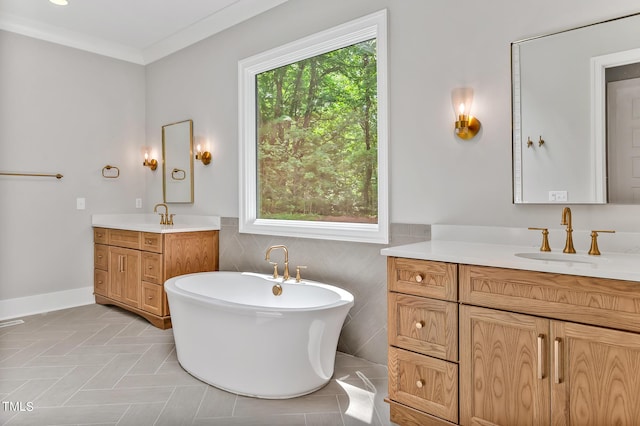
[514,252,599,265]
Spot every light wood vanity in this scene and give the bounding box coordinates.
[93,226,218,329]
[385,250,640,425]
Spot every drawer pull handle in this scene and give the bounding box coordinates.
[414,274,423,283]
[554,338,562,384]
[148,266,153,269]
[415,321,425,329]
[537,334,545,380]
[97,255,103,259]
[416,379,424,388]
[97,280,103,284]
[148,296,153,300]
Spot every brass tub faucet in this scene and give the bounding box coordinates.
[561,207,576,253]
[265,245,289,281]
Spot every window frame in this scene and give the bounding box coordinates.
[238,9,389,244]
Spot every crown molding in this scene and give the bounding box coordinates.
[0,0,288,65]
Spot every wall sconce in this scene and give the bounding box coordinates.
[451,87,481,140]
[195,144,212,165]
[143,152,158,171]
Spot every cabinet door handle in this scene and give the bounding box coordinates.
[415,274,423,283]
[537,334,545,380]
[554,338,562,384]
[416,379,424,388]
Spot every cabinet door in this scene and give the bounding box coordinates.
[460,305,550,426]
[109,247,141,308]
[551,321,640,425]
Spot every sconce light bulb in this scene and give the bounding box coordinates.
[459,103,466,115]
[196,144,202,153]
[144,152,149,160]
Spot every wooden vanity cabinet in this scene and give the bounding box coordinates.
[387,257,640,426]
[93,227,218,329]
[459,264,640,426]
[387,257,459,426]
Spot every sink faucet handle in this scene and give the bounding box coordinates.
[158,213,166,225]
[168,214,175,225]
[295,266,307,283]
[588,230,615,256]
[528,227,551,252]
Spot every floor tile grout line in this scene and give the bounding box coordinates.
[191,380,210,421]
[62,360,118,406]
[151,345,177,376]
[152,386,177,426]
[335,394,347,426]
[2,339,60,369]
[231,393,238,417]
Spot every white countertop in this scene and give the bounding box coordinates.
[92,214,220,233]
[381,225,640,282]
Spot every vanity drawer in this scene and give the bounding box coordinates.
[93,227,108,244]
[142,232,163,253]
[388,257,457,301]
[94,269,108,296]
[388,293,457,362]
[460,264,640,333]
[108,229,141,249]
[94,244,109,270]
[142,252,163,284]
[141,282,164,316]
[389,347,458,424]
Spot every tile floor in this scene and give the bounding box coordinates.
[0,304,393,426]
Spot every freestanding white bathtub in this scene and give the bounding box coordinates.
[164,271,354,399]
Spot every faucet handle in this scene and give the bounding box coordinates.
[168,214,175,225]
[528,227,551,252]
[269,262,279,279]
[588,230,615,256]
[295,266,307,283]
[158,213,166,225]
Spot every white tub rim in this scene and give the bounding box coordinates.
[164,271,354,314]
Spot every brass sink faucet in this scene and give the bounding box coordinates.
[153,203,169,225]
[265,245,289,281]
[561,207,576,253]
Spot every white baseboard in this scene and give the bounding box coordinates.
[0,286,95,321]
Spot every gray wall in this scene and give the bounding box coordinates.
[0,31,146,300]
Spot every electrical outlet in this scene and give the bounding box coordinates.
[136,198,142,209]
[548,191,568,202]
[76,197,86,210]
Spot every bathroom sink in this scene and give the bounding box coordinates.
[514,252,598,265]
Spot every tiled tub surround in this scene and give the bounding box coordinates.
[219,218,430,365]
[0,304,391,426]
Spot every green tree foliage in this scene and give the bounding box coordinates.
[257,39,378,223]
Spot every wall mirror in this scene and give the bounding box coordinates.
[512,12,640,204]
[162,119,194,203]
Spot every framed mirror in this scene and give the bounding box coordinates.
[162,119,194,203]
[512,13,640,204]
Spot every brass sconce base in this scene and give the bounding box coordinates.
[143,159,158,171]
[455,116,481,140]
[197,151,212,165]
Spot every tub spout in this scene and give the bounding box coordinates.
[265,245,289,280]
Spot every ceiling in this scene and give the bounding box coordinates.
[0,0,288,64]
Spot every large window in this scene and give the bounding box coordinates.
[239,10,388,243]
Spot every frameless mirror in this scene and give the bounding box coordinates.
[162,119,194,203]
[512,13,640,204]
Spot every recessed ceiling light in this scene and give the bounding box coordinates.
[49,0,69,5]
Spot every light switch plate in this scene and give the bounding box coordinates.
[136,198,142,209]
[76,197,86,210]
